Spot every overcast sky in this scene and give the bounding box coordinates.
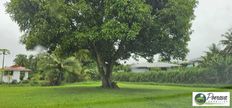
[1,0,232,66]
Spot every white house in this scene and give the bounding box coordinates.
[0,65,31,83]
[130,62,181,72]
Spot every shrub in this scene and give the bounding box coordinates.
[64,71,87,83]
[39,81,50,86]
[29,80,39,86]
[21,80,29,84]
[85,68,100,81]
[45,70,63,86]
[11,80,18,84]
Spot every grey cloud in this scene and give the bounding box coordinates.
[187,0,232,59]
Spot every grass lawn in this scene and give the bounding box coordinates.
[0,82,231,108]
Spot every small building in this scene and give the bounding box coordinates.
[0,65,31,83]
[130,62,181,72]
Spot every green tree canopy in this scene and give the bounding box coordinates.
[14,54,28,67]
[6,0,197,88]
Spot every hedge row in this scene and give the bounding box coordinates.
[112,68,224,84]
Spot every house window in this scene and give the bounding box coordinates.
[4,71,13,76]
[9,71,13,75]
[20,72,25,80]
[3,71,8,75]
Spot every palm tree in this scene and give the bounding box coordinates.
[27,55,38,72]
[74,49,94,67]
[14,54,28,67]
[37,53,83,85]
[220,29,232,54]
[0,49,10,68]
[201,43,221,66]
[0,49,10,82]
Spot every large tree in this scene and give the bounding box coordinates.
[6,0,197,88]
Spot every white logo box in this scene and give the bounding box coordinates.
[192,92,230,106]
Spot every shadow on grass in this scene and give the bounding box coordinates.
[47,86,210,106]
[47,83,227,107]
[219,86,232,89]
[122,82,232,89]
[51,86,163,95]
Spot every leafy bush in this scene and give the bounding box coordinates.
[29,80,50,86]
[85,68,100,80]
[39,81,50,86]
[21,80,29,84]
[64,70,87,83]
[206,55,232,84]
[36,53,87,85]
[29,73,42,86]
[29,80,40,86]
[45,70,63,86]
[11,80,18,84]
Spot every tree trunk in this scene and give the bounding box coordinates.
[101,74,112,88]
[95,55,118,88]
[92,43,118,88]
[2,54,5,68]
[1,54,4,82]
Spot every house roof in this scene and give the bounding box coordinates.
[188,58,203,63]
[130,62,181,68]
[4,65,32,72]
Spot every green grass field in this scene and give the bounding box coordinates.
[0,82,231,108]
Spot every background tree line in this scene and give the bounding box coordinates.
[114,28,232,84]
[10,28,232,85]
